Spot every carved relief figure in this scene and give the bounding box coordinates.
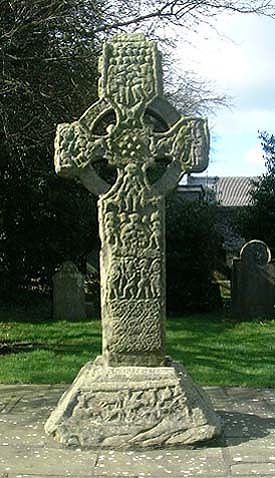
[136,258,151,299]
[150,259,161,297]
[106,260,123,300]
[104,212,119,250]
[123,259,137,299]
[149,211,162,250]
[118,163,146,212]
[73,385,188,425]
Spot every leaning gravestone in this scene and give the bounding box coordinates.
[232,239,275,318]
[53,261,86,320]
[45,33,221,448]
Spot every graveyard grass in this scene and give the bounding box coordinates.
[0,304,274,387]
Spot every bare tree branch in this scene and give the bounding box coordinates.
[94,0,275,33]
[164,67,233,116]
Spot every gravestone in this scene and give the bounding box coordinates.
[232,239,275,318]
[45,33,221,448]
[53,261,86,320]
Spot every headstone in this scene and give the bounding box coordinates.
[45,33,221,448]
[53,261,86,320]
[232,239,275,318]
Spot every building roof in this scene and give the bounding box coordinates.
[214,176,257,207]
[185,175,258,207]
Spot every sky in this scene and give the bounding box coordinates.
[175,12,275,177]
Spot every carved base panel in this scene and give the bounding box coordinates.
[45,360,222,449]
[102,298,166,366]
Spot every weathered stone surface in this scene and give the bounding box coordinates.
[53,261,86,321]
[95,448,227,477]
[45,33,221,448]
[231,240,275,318]
[45,360,221,448]
[53,33,209,367]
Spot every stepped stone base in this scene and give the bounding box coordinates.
[45,359,222,449]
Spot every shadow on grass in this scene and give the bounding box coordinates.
[2,341,273,386]
[0,341,101,355]
[1,302,274,386]
[0,296,99,324]
[0,305,100,324]
[167,314,238,334]
[167,339,275,387]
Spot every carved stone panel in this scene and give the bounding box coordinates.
[45,361,221,448]
[99,164,166,365]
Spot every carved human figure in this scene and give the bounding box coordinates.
[104,212,119,250]
[107,260,122,300]
[118,164,145,212]
[136,258,151,299]
[123,260,137,299]
[149,259,161,297]
[149,212,162,250]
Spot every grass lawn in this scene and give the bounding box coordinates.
[0,303,274,386]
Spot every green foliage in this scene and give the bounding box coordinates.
[0,1,103,295]
[166,193,223,314]
[237,131,275,254]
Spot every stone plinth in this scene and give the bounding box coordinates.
[45,359,221,448]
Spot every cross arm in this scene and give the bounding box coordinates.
[54,100,112,196]
[152,117,209,195]
[54,122,110,196]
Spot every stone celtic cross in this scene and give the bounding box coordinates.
[46,33,221,450]
[55,33,209,367]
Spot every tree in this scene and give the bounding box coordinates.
[96,1,275,35]
[0,0,104,296]
[2,0,274,299]
[237,131,275,255]
[166,193,223,314]
[165,68,230,117]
